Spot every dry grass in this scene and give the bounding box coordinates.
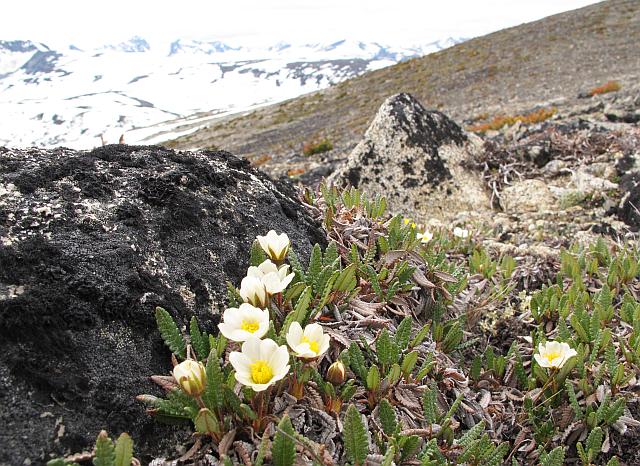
[467,107,557,133]
[250,154,272,167]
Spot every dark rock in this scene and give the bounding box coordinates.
[619,172,640,231]
[0,145,324,464]
[328,93,490,221]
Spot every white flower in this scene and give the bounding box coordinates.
[239,275,268,308]
[534,340,577,369]
[229,337,290,392]
[416,230,433,243]
[247,259,295,295]
[453,227,469,238]
[256,230,290,262]
[172,359,207,396]
[218,303,270,342]
[286,322,331,359]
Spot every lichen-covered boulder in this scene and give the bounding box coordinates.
[0,145,324,464]
[328,93,490,222]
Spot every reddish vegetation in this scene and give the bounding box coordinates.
[588,80,622,96]
[467,107,557,133]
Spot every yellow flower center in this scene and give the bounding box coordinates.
[545,352,561,364]
[301,336,319,354]
[241,319,260,333]
[250,360,273,384]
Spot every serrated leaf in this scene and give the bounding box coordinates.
[378,398,397,435]
[189,316,209,360]
[272,415,296,466]
[114,433,133,466]
[155,307,186,359]
[93,431,115,466]
[202,349,224,411]
[376,329,399,369]
[395,316,412,350]
[541,446,565,466]
[348,342,368,382]
[410,323,431,348]
[422,385,438,424]
[343,405,369,465]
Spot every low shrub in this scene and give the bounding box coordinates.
[303,138,333,156]
[589,80,622,97]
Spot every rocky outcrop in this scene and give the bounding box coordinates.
[0,145,324,464]
[328,93,490,222]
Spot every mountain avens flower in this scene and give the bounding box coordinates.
[534,340,577,369]
[453,227,469,238]
[326,360,346,385]
[247,259,295,295]
[172,359,207,397]
[229,337,290,392]
[218,303,270,342]
[416,230,433,243]
[256,230,290,263]
[239,275,268,308]
[286,322,330,359]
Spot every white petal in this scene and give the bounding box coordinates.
[262,272,284,294]
[268,345,290,371]
[280,272,294,290]
[222,308,242,326]
[242,337,263,362]
[286,322,303,348]
[259,338,280,360]
[305,323,324,341]
[258,259,278,275]
[534,353,550,368]
[317,335,331,356]
[229,352,252,374]
[247,266,263,278]
[272,364,291,382]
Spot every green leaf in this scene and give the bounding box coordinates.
[194,408,220,435]
[272,415,296,466]
[291,286,313,324]
[395,316,413,350]
[343,404,369,465]
[254,431,271,466]
[347,342,368,382]
[250,239,267,266]
[202,349,225,411]
[155,307,186,359]
[422,384,438,424]
[410,323,431,348]
[93,431,116,466]
[114,433,133,466]
[334,263,357,292]
[307,244,323,287]
[381,446,396,466]
[399,435,421,461]
[378,398,397,435]
[376,329,399,369]
[367,365,381,391]
[189,316,209,360]
[541,446,565,466]
[456,421,485,448]
[401,350,419,378]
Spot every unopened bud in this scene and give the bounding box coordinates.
[326,361,346,386]
[172,359,207,397]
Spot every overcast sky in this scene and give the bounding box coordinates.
[3,0,602,48]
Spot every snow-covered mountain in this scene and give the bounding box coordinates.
[0,37,464,149]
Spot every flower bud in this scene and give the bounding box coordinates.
[326,361,346,386]
[172,359,207,397]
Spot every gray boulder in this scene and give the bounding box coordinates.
[328,93,490,222]
[0,145,324,464]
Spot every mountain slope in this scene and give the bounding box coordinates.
[166,0,640,160]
